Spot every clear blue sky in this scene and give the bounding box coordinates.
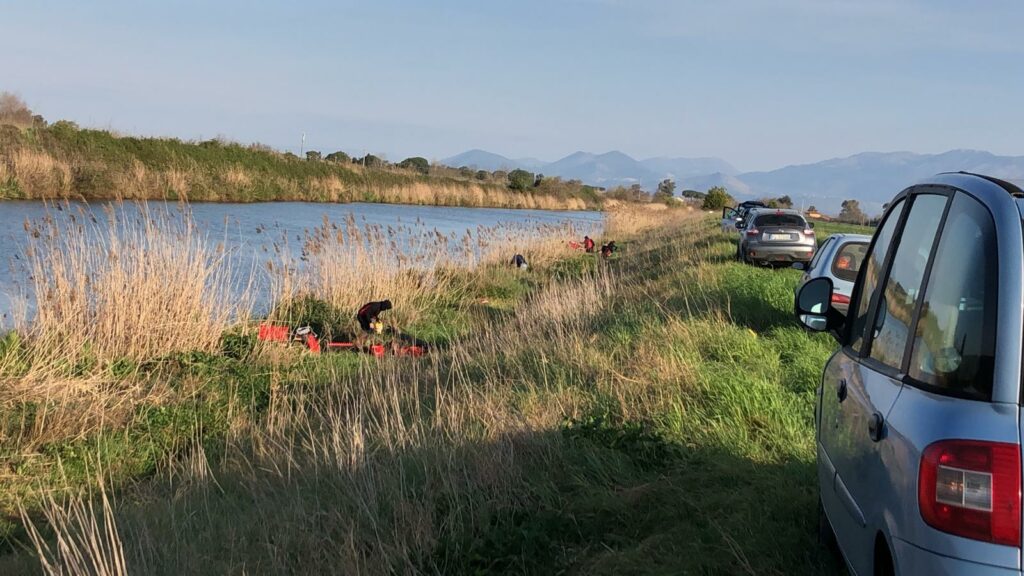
[2,0,1022,171]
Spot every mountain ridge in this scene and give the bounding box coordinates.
[444,148,1024,214]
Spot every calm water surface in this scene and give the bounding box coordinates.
[0,201,603,328]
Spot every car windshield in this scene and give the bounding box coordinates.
[831,241,867,282]
[753,214,805,227]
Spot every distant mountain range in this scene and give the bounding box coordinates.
[442,149,737,187]
[442,148,1024,215]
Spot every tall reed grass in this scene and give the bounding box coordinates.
[6,207,807,575]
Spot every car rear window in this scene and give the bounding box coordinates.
[753,214,806,227]
[831,242,867,282]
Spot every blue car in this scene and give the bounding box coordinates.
[795,173,1024,575]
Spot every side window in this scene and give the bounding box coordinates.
[850,199,906,352]
[908,194,997,399]
[868,194,948,369]
[809,237,834,270]
[831,242,867,282]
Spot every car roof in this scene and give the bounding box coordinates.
[825,233,872,242]
[749,208,804,216]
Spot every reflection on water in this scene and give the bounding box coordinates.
[0,201,603,328]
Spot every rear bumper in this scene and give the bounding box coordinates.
[745,244,815,263]
[893,538,1021,575]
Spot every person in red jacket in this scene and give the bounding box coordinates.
[583,236,595,253]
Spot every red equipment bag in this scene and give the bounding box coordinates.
[257,323,290,342]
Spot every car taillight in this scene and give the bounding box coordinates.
[830,293,850,305]
[919,440,1021,547]
[745,228,760,237]
[803,228,814,236]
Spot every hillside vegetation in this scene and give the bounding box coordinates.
[0,116,599,210]
[0,206,859,574]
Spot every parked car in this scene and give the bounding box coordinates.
[794,172,1024,576]
[736,208,816,265]
[793,233,870,314]
[721,200,766,233]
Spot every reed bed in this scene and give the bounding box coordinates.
[14,204,246,373]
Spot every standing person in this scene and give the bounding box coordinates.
[583,235,595,253]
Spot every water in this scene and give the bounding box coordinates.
[0,201,604,327]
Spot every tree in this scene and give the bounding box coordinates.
[359,154,384,168]
[508,169,535,191]
[776,195,793,208]
[653,179,676,203]
[398,156,430,174]
[838,199,868,224]
[306,150,322,162]
[0,92,34,127]
[325,151,350,164]
[701,186,734,210]
[681,189,706,199]
[475,170,489,181]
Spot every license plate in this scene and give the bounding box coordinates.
[768,233,791,240]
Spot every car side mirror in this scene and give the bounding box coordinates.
[795,277,836,332]
[791,262,807,271]
[735,220,744,229]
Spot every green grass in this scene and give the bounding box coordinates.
[814,220,875,237]
[0,217,845,574]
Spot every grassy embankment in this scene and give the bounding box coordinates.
[0,207,871,574]
[0,122,600,209]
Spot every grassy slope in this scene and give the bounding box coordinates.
[1,215,846,574]
[0,122,601,208]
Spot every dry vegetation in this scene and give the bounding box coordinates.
[0,203,844,575]
[0,96,601,210]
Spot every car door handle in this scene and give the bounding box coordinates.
[837,379,847,403]
[868,412,885,443]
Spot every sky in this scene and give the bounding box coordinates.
[2,0,1023,172]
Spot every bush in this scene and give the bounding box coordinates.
[702,186,733,210]
[398,157,430,175]
[305,151,322,162]
[325,151,350,164]
[508,169,535,191]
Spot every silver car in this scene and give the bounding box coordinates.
[737,208,817,266]
[795,172,1024,575]
[793,233,871,314]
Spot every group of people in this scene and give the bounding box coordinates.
[583,236,617,258]
[285,232,623,356]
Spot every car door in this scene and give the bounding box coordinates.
[721,207,738,232]
[806,236,834,279]
[819,192,949,575]
[882,191,1019,569]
